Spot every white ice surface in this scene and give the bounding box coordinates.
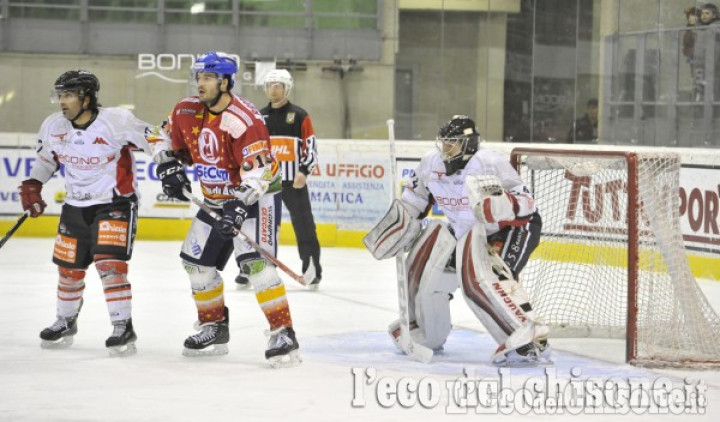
[1,238,719,421]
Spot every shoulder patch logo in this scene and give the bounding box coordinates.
[286,112,295,124]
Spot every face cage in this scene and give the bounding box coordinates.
[436,136,469,162]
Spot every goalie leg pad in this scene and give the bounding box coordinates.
[364,199,421,260]
[456,223,534,345]
[183,261,225,324]
[400,219,457,350]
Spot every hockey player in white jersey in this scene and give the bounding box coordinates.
[365,115,550,366]
[18,70,164,357]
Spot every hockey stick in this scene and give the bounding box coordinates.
[0,211,29,250]
[182,189,316,287]
[386,119,433,364]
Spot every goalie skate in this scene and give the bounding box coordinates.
[492,340,552,367]
[182,307,230,357]
[40,315,79,349]
[106,319,137,357]
[265,326,301,368]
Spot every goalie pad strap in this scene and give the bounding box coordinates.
[363,199,421,260]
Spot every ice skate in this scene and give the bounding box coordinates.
[492,339,552,367]
[40,314,79,349]
[105,319,137,357]
[234,274,251,290]
[307,276,321,291]
[265,326,301,368]
[183,307,230,357]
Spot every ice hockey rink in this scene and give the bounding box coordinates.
[1,238,719,421]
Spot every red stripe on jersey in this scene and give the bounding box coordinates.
[116,145,135,195]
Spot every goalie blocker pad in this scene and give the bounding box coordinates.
[364,199,421,260]
[456,222,539,347]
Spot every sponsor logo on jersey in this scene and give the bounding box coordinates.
[97,220,128,247]
[270,137,296,161]
[93,137,109,145]
[53,234,77,263]
[198,128,220,164]
[435,196,470,207]
[56,154,114,170]
[242,140,269,157]
[51,133,67,142]
[176,108,196,115]
[195,164,229,183]
[286,112,296,124]
[260,205,274,246]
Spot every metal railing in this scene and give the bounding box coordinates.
[603,25,720,147]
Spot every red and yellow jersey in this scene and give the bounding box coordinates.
[167,95,280,204]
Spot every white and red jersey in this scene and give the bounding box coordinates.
[31,107,154,207]
[401,148,536,238]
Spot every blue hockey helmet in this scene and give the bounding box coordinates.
[193,51,238,90]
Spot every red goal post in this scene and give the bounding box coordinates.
[510,147,720,367]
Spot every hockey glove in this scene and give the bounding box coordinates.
[216,200,249,240]
[467,174,518,224]
[19,179,47,218]
[156,160,191,201]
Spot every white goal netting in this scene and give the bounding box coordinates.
[514,149,720,367]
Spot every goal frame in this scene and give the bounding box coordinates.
[510,147,644,364]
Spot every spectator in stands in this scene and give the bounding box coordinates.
[683,6,700,63]
[566,98,598,143]
[700,3,720,25]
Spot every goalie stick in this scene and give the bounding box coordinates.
[386,119,433,364]
[0,211,29,250]
[182,189,316,287]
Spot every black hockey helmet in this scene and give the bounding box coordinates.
[54,70,100,110]
[436,115,480,175]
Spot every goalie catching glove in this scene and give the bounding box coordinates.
[364,199,422,259]
[466,174,518,224]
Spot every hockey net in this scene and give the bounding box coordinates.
[510,148,720,367]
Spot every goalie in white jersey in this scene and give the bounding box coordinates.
[18,70,163,356]
[365,115,550,365]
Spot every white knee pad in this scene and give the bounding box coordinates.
[456,223,535,346]
[182,261,222,292]
[403,219,458,350]
[237,258,282,292]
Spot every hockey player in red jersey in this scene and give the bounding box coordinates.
[365,115,550,366]
[235,68,322,290]
[154,51,300,367]
[19,70,164,356]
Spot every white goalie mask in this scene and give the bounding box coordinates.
[264,69,294,98]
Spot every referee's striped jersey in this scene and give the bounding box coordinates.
[260,101,318,184]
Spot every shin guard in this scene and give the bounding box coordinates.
[183,261,225,323]
[241,258,292,330]
[96,259,131,322]
[57,267,86,318]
